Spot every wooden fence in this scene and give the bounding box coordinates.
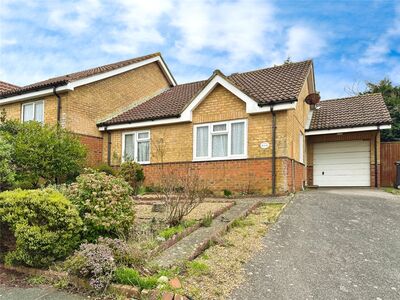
[381,142,400,187]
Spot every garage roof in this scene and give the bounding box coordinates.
[307,93,392,131]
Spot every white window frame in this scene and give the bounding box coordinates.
[193,119,248,161]
[121,130,151,164]
[21,100,44,123]
[299,131,304,163]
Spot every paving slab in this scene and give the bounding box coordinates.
[153,199,261,267]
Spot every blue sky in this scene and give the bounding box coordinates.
[0,0,399,99]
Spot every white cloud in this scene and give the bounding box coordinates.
[170,0,279,73]
[359,4,400,65]
[47,0,102,35]
[100,0,173,54]
[284,25,327,61]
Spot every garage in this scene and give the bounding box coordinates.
[313,140,371,187]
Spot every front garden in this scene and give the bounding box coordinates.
[0,120,286,299]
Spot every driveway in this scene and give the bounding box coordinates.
[230,189,400,300]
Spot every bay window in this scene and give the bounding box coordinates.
[194,119,247,160]
[22,100,44,123]
[122,130,150,163]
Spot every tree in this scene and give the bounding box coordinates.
[0,121,87,188]
[363,78,400,141]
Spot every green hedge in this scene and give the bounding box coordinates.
[0,188,82,268]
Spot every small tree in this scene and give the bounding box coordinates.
[0,121,87,188]
[157,168,209,226]
[152,134,209,226]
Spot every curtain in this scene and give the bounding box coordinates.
[23,104,34,122]
[231,122,245,155]
[212,134,228,157]
[35,102,44,123]
[196,126,209,157]
[124,134,135,161]
[138,141,150,162]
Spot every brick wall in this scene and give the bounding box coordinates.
[306,130,380,187]
[142,157,304,195]
[66,62,170,137]
[77,134,103,166]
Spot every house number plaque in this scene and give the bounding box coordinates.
[260,142,270,149]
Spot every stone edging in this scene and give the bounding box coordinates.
[152,201,235,255]
[188,200,261,261]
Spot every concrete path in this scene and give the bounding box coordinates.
[230,189,400,300]
[153,199,260,267]
[0,286,85,300]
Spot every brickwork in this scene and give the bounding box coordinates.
[141,157,303,195]
[65,62,170,137]
[306,130,380,187]
[77,134,103,167]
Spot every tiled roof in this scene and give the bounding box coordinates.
[0,81,19,93]
[100,60,312,126]
[0,53,162,98]
[308,93,392,131]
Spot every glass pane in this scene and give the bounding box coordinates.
[213,124,226,132]
[35,102,44,123]
[212,134,228,157]
[138,132,149,139]
[124,134,135,161]
[23,104,34,122]
[196,126,209,157]
[231,122,245,155]
[138,141,149,162]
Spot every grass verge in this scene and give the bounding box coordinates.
[182,203,285,300]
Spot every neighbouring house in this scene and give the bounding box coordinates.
[0,53,392,195]
[0,53,176,165]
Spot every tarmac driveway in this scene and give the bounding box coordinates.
[230,189,400,300]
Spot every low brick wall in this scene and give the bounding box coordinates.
[142,157,305,195]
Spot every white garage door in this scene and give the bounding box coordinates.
[313,140,370,187]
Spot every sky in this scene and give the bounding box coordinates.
[0,0,399,99]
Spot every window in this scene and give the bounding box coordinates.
[22,100,44,123]
[299,131,304,163]
[122,130,150,163]
[194,120,247,160]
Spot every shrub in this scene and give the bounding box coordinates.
[65,242,116,291]
[0,120,87,188]
[223,189,232,197]
[64,170,135,240]
[0,188,82,268]
[113,267,158,289]
[0,136,15,191]
[118,161,145,194]
[97,237,144,268]
[95,163,115,176]
[155,167,209,226]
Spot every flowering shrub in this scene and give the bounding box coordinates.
[0,188,82,268]
[64,170,135,241]
[65,242,116,291]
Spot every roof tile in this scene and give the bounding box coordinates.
[101,60,312,126]
[308,93,392,130]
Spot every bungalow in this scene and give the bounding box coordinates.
[0,53,392,195]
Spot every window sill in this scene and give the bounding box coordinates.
[192,156,248,162]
